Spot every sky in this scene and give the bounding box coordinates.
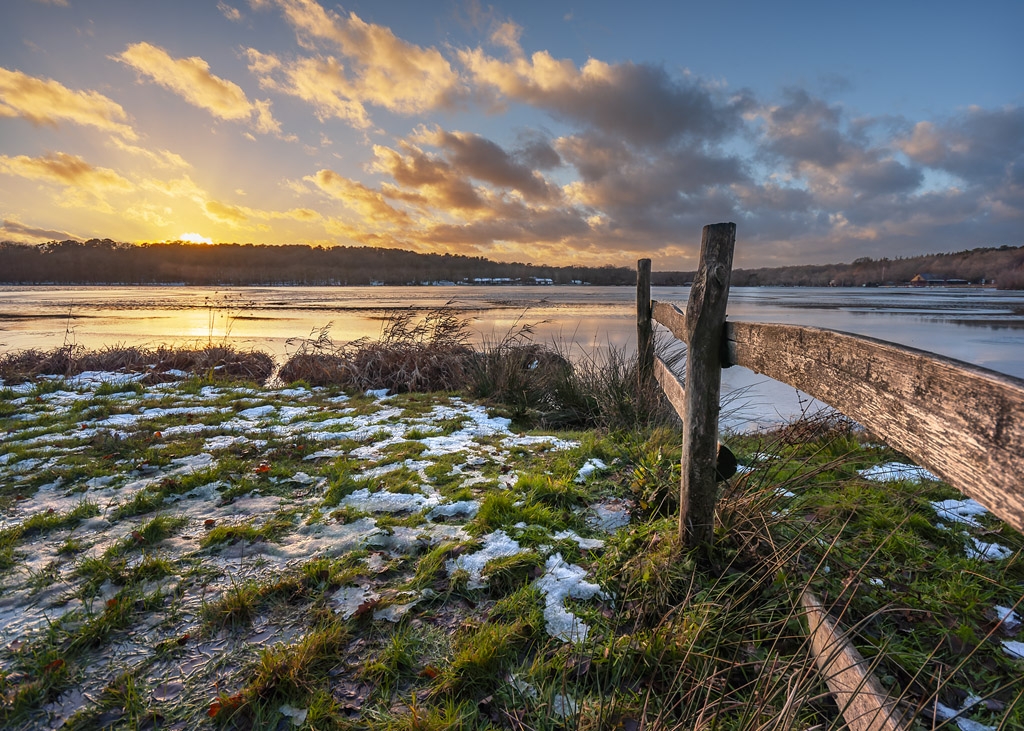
[0,0,1021,269]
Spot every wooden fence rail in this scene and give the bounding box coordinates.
[638,222,1024,730]
[637,223,1024,543]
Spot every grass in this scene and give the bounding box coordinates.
[0,319,1020,730]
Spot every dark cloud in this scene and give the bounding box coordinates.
[901,106,1024,186]
[460,43,753,147]
[1,218,79,241]
[761,89,847,169]
[421,128,559,201]
[515,135,561,170]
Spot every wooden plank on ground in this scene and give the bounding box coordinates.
[801,591,908,731]
[652,300,688,346]
[726,321,1024,533]
[654,356,685,420]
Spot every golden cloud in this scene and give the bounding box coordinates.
[248,0,462,126]
[0,151,133,192]
[0,67,137,139]
[251,54,370,128]
[115,42,281,134]
[306,169,410,225]
[110,138,191,170]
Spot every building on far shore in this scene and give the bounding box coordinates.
[910,273,945,287]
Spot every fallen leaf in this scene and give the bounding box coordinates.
[255,462,271,473]
[131,530,145,543]
[419,665,440,679]
[43,658,65,673]
[204,519,216,529]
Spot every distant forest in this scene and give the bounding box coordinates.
[1,239,1023,289]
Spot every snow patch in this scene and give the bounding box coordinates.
[859,462,939,482]
[446,530,524,589]
[534,553,607,643]
[574,458,608,484]
[932,499,990,527]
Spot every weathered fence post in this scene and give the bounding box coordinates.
[637,258,654,389]
[680,223,736,547]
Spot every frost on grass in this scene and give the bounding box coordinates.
[534,553,608,643]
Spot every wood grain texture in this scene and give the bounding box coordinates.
[680,223,735,547]
[801,591,908,731]
[654,356,686,420]
[637,259,654,388]
[726,321,1024,533]
[652,300,688,346]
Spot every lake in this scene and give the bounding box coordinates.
[2,285,1022,431]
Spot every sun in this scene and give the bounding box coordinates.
[179,232,213,245]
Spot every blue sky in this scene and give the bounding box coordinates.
[1,0,1021,268]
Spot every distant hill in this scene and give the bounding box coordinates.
[1,239,1022,288]
[653,245,1024,289]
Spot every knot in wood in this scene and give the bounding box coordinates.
[711,264,728,288]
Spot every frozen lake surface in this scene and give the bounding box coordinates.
[2,285,1022,430]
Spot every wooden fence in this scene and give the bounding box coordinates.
[638,222,1024,731]
[638,222,1024,548]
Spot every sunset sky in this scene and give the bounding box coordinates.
[1,0,1021,268]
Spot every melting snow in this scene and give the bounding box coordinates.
[534,553,607,643]
[932,499,990,527]
[574,458,608,484]
[552,529,605,550]
[447,530,524,589]
[587,499,632,533]
[994,606,1021,632]
[341,488,439,514]
[1002,640,1024,660]
[859,462,939,482]
[331,585,380,619]
[967,537,1012,561]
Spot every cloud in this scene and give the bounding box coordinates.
[306,169,410,225]
[371,141,486,212]
[755,89,924,204]
[413,126,560,202]
[109,138,190,170]
[899,106,1024,185]
[0,151,133,192]
[32,0,70,6]
[247,52,371,127]
[0,67,136,139]
[458,35,750,146]
[114,42,281,134]
[1,217,79,242]
[217,1,242,21]
[246,0,462,128]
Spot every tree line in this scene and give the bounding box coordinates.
[1,239,1021,288]
[0,240,635,286]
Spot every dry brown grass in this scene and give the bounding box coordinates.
[279,309,474,392]
[0,344,274,384]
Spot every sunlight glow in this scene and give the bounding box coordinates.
[178,232,213,245]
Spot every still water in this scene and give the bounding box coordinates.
[2,285,1022,430]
